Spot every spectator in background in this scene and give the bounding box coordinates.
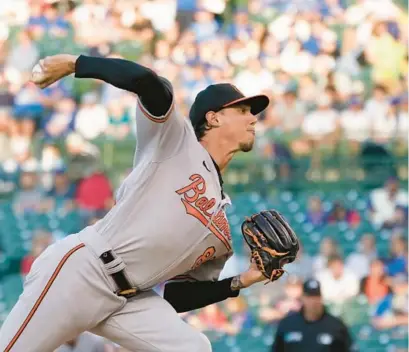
[384,235,408,277]
[233,58,274,97]
[42,96,76,141]
[186,303,233,335]
[285,243,314,280]
[313,237,340,273]
[306,196,326,228]
[346,234,378,280]
[279,39,313,76]
[369,177,408,228]
[372,274,408,330]
[28,2,71,40]
[224,296,255,334]
[75,92,108,140]
[317,255,359,304]
[340,97,371,152]
[225,10,253,41]
[48,168,76,205]
[372,98,399,145]
[75,168,113,219]
[40,144,65,190]
[189,9,219,43]
[13,168,45,214]
[267,89,305,136]
[259,276,303,324]
[360,259,391,305]
[302,94,339,167]
[365,85,390,124]
[12,82,44,136]
[5,30,39,76]
[105,99,131,140]
[364,21,407,90]
[21,230,53,277]
[383,206,408,232]
[326,201,361,227]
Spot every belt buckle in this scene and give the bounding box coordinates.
[117,288,138,299]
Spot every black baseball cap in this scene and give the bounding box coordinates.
[303,279,321,296]
[189,83,270,129]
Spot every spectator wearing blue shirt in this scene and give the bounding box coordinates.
[372,274,408,330]
[47,168,76,203]
[28,3,71,39]
[384,235,408,277]
[189,10,219,43]
[225,11,253,40]
[176,0,198,31]
[42,96,76,142]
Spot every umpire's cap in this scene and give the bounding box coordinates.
[189,83,270,130]
[303,279,321,297]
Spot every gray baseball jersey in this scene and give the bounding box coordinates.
[91,96,233,289]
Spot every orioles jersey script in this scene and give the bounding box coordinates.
[88,95,233,290]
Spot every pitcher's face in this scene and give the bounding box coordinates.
[217,104,257,152]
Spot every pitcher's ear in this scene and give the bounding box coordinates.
[205,110,221,128]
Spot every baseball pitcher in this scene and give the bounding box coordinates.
[0,54,299,352]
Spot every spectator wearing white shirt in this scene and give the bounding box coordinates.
[346,233,378,280]
[340,97,371,151]
[268,90,305,132]
[318,255,360,304]
[313,238,341,274]
[302,94,339,168]
[285,244,314,280]
[302,94,339,142]
[372,98,399,144]
[365,84,390,126]
[369,177,408,227]
[75,92,109,140]
[233,58,274,97]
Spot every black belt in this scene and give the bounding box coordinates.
[100,251,138,299]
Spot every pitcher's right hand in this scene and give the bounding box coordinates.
[31,54,78,89]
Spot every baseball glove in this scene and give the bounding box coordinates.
[242,210,299,283]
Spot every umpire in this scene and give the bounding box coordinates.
[272,279,355,352]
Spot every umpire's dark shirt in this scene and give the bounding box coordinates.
[272,309,354,352]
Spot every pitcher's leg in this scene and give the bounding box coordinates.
[92,290,212,352]
[0,236,125,352]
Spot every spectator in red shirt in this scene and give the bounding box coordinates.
[327,201,361,227]
[75,171,114,218]
[360,259,391,305]
[187,304,234,334]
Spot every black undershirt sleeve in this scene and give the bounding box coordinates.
[74,55,172,116]
[163,278,240,313]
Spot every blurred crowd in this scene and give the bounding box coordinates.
[0,0,407,173]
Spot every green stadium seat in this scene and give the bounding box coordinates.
[2,274,23,311]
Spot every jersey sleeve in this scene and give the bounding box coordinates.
[133,84,188,166]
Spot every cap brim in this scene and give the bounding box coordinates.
[222,94,270,115]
